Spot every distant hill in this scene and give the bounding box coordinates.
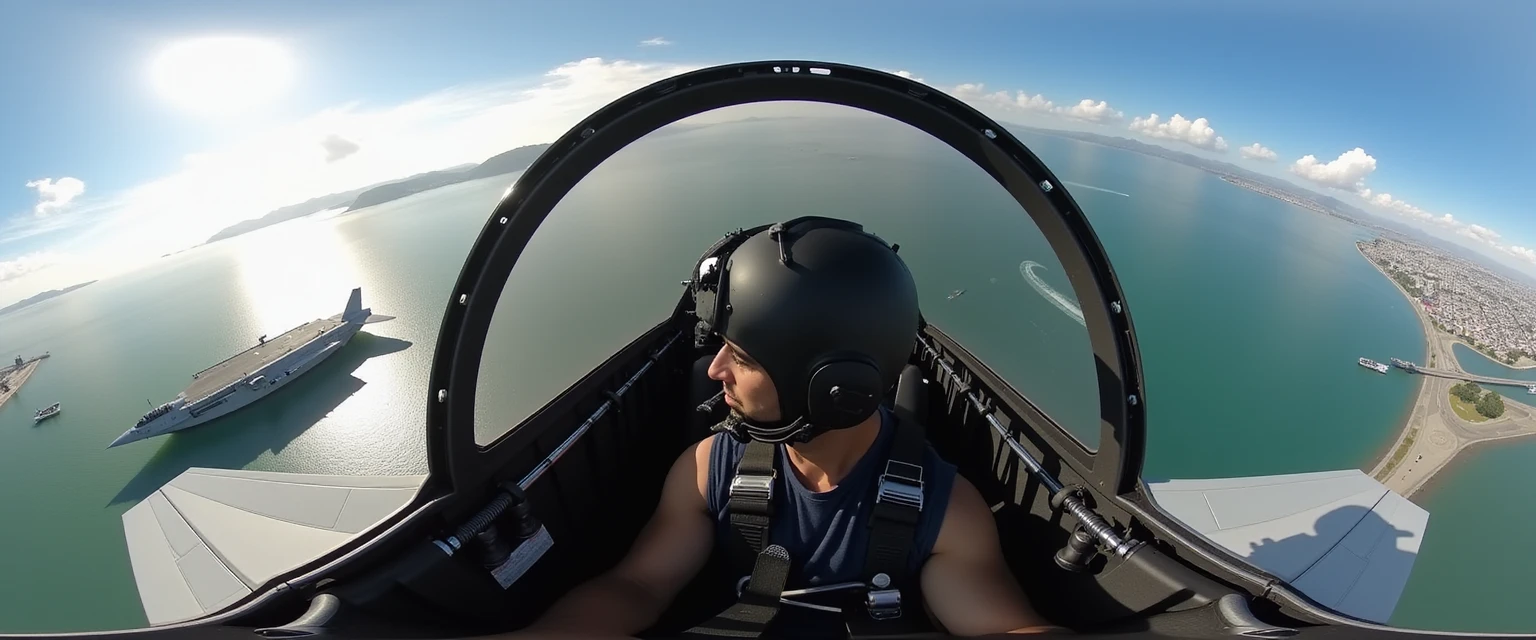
[461,145,551,181]
[0,280,96,317]
[345,144,551,212]
[205,190,369,244]
[344,168,476,212]
[203,144,551,245]
[203,161,484,245]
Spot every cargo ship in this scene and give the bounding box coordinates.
[1358,357,1389,374]
[34,402,60,423]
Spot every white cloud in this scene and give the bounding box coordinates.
[889,69,926,83]
[949,83,1055,114]
[1289,147,1377,191]
[949,83,1123,127]
[24,177,85,217]
[1503,246,1536,265]
[0,251,59,283]
[1355,189,1533,269]
[1056,99,1123,122]
[1459,224,1501,244]
[320,135,360,163]
[1239,142,1277,161]
[1363,191,1431,220]
[1128,113,1228,151]
[639,37,673,46]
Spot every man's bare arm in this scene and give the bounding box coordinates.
[920,476,1065,635]
[518,438,717,637]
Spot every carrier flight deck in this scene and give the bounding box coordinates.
[108,288,393,448]
[182,317,349,404]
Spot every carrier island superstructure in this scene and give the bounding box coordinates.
[107,288,394,448]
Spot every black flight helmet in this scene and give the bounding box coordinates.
[699,216,920,443]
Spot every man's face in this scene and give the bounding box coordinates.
[707,339,781,422]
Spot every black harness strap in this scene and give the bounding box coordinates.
[863,408,927,582]
[728,439,777,556]
[684,544,794,638]
[846,409,930,636]
[697,412,933,639]
[684,439,786,638]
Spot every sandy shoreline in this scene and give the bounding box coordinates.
[1358,241,1536,500]
[0,360,42,416]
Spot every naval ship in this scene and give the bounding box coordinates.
[107,288,393,448]
[1358,357,1389,374]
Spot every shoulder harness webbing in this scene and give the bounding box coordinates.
[684,409,931,638]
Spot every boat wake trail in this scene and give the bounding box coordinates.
[1062,181,1130,198]
[1019,260,1085,327]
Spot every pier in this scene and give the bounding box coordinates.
[0,352,51,413]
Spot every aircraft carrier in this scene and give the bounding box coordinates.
[108,288,393,448]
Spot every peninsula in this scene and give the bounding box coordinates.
[1359,238,1536,498]
[0,281,95,318]
[203,143,552,245]
[343,144,549,212]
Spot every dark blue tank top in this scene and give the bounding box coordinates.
[705,405,957,591]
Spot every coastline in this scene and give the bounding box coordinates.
[0,360,42,416]
[1358,240,1536,499]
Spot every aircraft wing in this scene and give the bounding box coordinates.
[120,467,427,626]
[1144,469,1428,624]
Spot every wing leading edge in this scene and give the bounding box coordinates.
[1144,469,1428,624]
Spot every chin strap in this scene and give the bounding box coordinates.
[710,411,819,445]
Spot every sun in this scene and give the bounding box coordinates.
[150,36,295,116]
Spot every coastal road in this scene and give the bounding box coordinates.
[1363,250,1536,499]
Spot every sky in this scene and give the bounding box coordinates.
[2,0,1533,306]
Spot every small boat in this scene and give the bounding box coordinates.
[34,402,61,423]
[1358,357,1389,374]
[1527,385,1535,395]
[948,288,966,300]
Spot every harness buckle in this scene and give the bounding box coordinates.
[866,589,903,620]
[730,472,775,505]
[875,460,924,512]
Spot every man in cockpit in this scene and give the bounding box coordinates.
[519,218,1060,638]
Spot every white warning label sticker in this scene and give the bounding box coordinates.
[490,525,554,589]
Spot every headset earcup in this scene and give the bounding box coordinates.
[805,359,883,430]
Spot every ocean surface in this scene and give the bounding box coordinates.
[0,105,1525,633]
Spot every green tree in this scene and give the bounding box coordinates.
[1453,382,1484,403]
[1476,391,1506,419]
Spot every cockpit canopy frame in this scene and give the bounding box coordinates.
[426,60,1149,506]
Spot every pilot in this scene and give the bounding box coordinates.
[519,218,1060,638]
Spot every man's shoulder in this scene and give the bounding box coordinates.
[930,473,992,553]
[681,435,724,481]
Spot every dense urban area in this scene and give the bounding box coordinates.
[1220,176,1364,226]
[1360,237,1536,365]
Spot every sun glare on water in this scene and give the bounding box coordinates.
[150,36,294,115]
